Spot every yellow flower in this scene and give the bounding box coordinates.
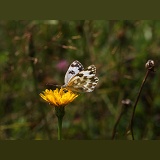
[39,88,78,107]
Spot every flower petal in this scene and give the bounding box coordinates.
[39,88,78,107]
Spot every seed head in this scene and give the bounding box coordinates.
[145,60,155,71]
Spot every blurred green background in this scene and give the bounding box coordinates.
[0,20,160,140]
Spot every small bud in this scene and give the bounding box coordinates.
[121,99,132,106]
[145,60,155,71]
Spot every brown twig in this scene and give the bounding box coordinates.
[112,99,131,140]
[111,105,125,140]
[127,60,154,140]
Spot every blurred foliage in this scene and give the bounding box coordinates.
[0,20,160,140]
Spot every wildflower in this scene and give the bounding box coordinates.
[40,88,78,140]
[39,88,78,107]
[56,60,69,72]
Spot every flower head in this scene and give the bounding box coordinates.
[40,88,78,107]
[145,59,155,71]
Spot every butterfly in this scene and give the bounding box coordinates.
[62,60,99,92]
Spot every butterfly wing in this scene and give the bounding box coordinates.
[64,60,84,84]
[66,65,99,92]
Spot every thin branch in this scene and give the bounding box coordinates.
[111,105,124,140]
[112,99,131,140]
[127,60,155,140]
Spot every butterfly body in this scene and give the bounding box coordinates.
[62,60,99,92]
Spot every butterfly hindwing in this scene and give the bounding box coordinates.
[66,65,99,92]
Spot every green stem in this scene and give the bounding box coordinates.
[55,107,65,140]
[57,116,63,140]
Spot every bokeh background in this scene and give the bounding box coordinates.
[0,20,160,140]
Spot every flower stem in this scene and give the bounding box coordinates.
[129,70,149,140]
[112,105,125,140]
[57,116,63,140]
[55,107,65,140]
[127,60,154,140]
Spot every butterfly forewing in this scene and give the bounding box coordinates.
[64,60,84,84]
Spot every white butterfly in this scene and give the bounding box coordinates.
[62,60,99,92]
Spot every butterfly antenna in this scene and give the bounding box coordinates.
[45,83,62,89]
[46,83,53,86]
